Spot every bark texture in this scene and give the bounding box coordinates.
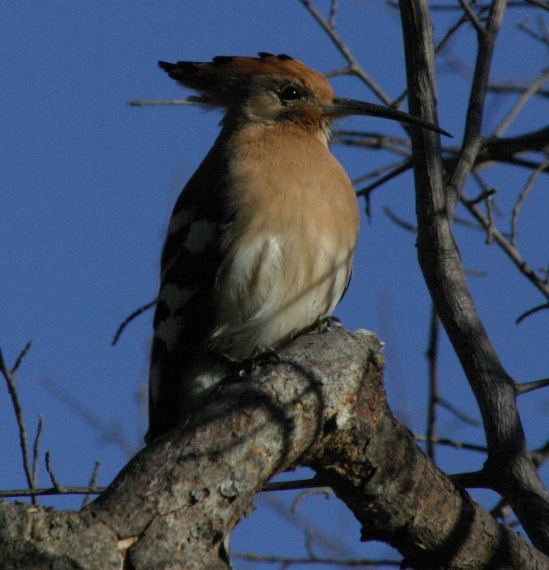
[0,326,547,569]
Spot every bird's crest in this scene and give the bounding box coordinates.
[158,52,334,109]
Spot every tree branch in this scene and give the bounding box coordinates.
[445,0,507,221]
[1,327,547,568]
[398,0,549,554]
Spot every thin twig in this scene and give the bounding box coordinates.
[232,552,402,567]
[42,377,138,457]
[81,461,102,509]
[292,487,333,512]
[260,477,322,493]
[127,99,197,107]
[394,7,473,107]
[352,159,409,186]
[458,0,486,34]
[437,397,481,427]
[485,190,496,245]
[516,302,549,324]
[461,189,549,302]
[511,155,549,245]
[414,434,487,453]
[384,207,417,233]
[516,377,549,395]
[45,452,65,492]
[299,0,393,105]
[112,298,157,345]
[0,486,105,499]
[446,0,507,222]
[525,0,549,11]
[467,188,497,205]
[32,415,44,498]
[328,0,337,27]
[488,82,549,97]
[425,304,440,460]
[356,161,413,198]
[494,68,549,138]
[12,340,33,374]
[0,344,35,494]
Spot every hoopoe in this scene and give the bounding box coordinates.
[147,52,447,443]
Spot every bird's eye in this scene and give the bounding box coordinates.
[279,85,303,103]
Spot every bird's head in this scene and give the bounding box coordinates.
[159,52,450,137]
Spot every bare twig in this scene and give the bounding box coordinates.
[493,68,549,137]
[458,0,486,34]
[525,0,549,11]
[128,99,197,107]
[446,0,508,222]
[45,452,65,492]
[260,489,356,559]
[32,415,43,493]
[0,486,105,499]
[232,552,402,567]
[355,161,413,198]
[399,0,549,552]
[81,461,101,509]
[328,0,337,27]
[414,434,487,453]
[352,159,408,185]
[461,189,549,302]
[467,187,497,205]
[299,0,393,105]
[516,302,549,324]
[425,304,439,460]
[384,206,417,232]
[488,81,549,97]
[511,155,549,245]
[437,397,481,427]
[332,130,412,156]
[42,377,138,457]
[112,298,157,346]
[12,340,32,374]
[516,377,549,395]
[260,477,322,493]
[0,343,36,502]
[291,487,334,512]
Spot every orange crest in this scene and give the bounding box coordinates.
[158,52,335,109]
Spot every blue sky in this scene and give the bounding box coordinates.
[2,2,549,566]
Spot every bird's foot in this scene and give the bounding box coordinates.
[309,315,342,335]
[226,346,280,378]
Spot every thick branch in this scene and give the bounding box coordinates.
[398,0,549,553]
[1,327,546,569]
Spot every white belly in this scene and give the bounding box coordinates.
[210,230,355,359]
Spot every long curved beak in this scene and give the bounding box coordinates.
[322,97,452,138]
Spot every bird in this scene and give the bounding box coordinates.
[146,52,448,444]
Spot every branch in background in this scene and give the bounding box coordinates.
[445,0,507,221]
[112,298,157,346]
[232,552,401,567]
[516,302,549,324]
[41,377,138,457]
[516,377,549,395]
[399,0,549,553]
[81,461,102,509]
[493,67,549,137]
[414,434,487,453]
[298,0,394,105]
[511,155,549,245]
[0,342,37,504]
[461,188,549,303]
[128,99,197,107]
[32,415,43,493]
[425,304,439,460]
[45,452,66,493]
